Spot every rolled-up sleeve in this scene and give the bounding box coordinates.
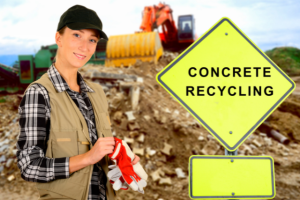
[16,84,70,182]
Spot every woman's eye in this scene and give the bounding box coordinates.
[74,33,96,43]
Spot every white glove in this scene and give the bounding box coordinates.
[107,164,129,191]
[108,138,148,194]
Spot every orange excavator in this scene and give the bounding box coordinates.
[140,2,196,51]
[105,2,196,67]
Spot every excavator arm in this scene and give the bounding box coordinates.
[140,3,178,44]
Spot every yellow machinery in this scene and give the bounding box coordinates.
[105,32,163,67]
[104,3,196,67]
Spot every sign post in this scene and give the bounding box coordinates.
[156,17,295,199]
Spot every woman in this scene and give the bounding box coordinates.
[16,5,139,200]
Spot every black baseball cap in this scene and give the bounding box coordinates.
[57,5,108,40]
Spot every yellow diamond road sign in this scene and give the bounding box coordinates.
[156,17,295,151]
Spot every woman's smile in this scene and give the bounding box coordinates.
[74,52,86,60]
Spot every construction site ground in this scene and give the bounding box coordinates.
[0,53,299,200]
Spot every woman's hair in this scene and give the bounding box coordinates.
[53,25,100,63]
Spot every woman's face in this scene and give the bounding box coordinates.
[56,26,99,68]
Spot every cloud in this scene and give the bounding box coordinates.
[0,0,299,54]
[1,0,25,7]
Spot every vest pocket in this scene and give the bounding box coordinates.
[51,129,78,158]
[77,129,91,174]
[77,137,90,155]
[99,112,113,137]
[35,188,75,199]
[77,139,91,174]
[36,173,87,200]
[99,112,111,129]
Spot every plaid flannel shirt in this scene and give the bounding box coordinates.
[17,63,107,200]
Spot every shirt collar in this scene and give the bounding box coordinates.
[47,63,94,93]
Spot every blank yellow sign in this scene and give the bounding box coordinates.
[156,17,295,151]
[189,155,276,199]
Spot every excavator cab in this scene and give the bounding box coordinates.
[177,15,195,42]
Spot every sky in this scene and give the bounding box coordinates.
[0,0,299,55]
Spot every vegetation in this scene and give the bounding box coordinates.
[0,96,7,103]
[265,47,300,76]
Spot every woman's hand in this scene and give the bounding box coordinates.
[86,137,115,165]
[131,154,140,165]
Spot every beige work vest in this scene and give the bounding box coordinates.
[24,73,116,200]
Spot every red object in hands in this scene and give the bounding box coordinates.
[108,137,141,189]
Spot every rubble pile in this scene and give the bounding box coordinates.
[0,52,300,199]
[0,95,21,183]
[0,96,40,199]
